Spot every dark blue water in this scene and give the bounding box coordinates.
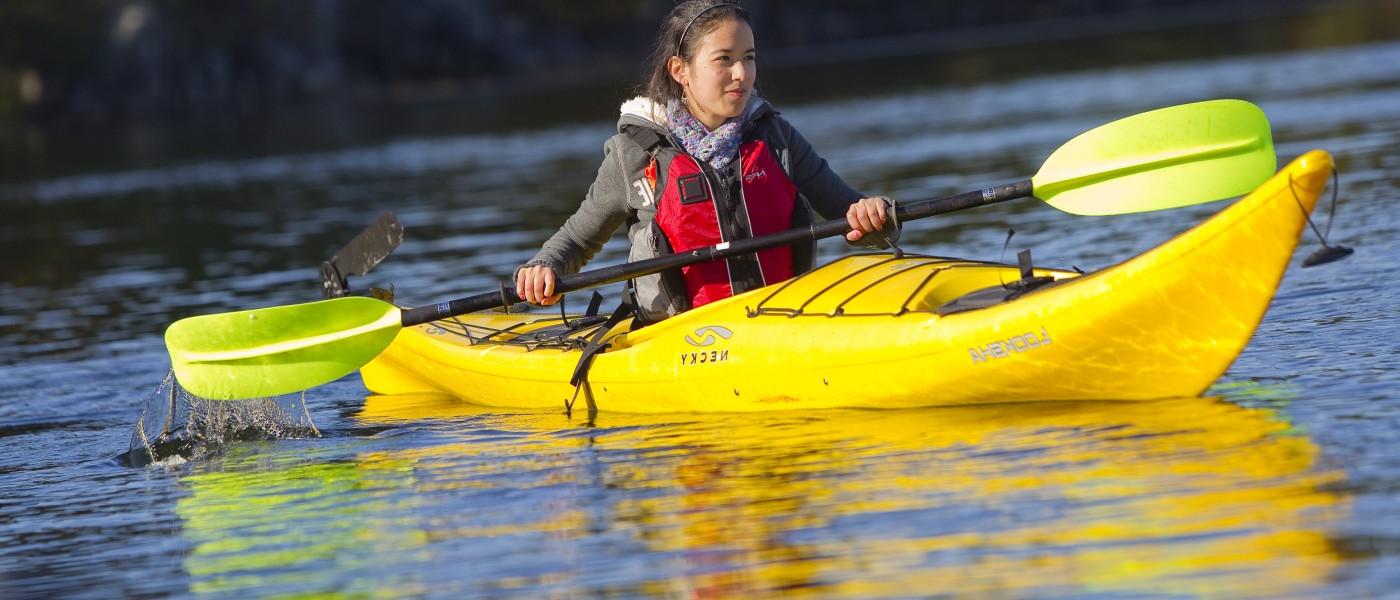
[3,37,1399,598]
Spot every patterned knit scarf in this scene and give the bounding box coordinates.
[666,100,744,171]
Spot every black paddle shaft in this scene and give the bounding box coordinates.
[400,180,1034,326]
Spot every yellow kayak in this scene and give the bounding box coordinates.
[361,150,1333,413]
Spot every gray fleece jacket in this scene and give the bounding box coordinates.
[524,95,889,321]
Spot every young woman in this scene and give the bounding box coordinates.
[515,0,896,323]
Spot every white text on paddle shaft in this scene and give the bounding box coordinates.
[681,350,729,366]
[969,327,1052,364]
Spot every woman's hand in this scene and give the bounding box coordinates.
[845,197,890,242]
[515,264,562,306]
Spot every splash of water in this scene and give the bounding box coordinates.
[122,371,320,467]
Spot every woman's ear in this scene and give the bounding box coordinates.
[667,56,688,87]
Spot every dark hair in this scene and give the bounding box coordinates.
[641,0,752,105]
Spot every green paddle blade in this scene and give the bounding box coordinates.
[1033,99,1276,215]
[166,296,403,400]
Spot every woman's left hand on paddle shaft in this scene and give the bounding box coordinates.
[845,197,889,242]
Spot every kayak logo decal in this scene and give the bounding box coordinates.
[969,326,1052,364]
[684,326,733,347]
[682,326,732,366]
[681,349,729,366]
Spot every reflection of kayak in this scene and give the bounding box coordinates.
[351,394,1341,598]
[176,395,1342,597]
[361,151,1333,412]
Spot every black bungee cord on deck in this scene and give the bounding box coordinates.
[1294,169,1355,267]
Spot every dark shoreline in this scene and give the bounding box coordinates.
[1,0,1398,183]
[4,0,1398,124]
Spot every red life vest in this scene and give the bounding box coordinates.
[654,140,798,307]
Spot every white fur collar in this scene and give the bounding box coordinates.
[619,96,668,127]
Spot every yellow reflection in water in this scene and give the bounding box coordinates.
[177,454,429,598]
[177,395,1345,598]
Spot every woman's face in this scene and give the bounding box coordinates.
[671,18,756,130]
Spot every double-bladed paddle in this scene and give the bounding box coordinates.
[166,99,1275,400]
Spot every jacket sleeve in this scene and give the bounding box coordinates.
[773,114,863,220]
[521,136,634,276]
